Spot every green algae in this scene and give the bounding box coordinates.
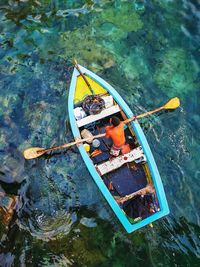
[97,22,126,41]
[121,57,141,81]
[101,3,143,33]
[120,47,150,81]
[0,1,143,72]
[154,48,199,98]
[59,27,116,70]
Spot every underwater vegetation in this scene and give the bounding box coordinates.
[100,2,143,33]
[154,48,199,98]
[59,27,116,71]
[0,0,146,73]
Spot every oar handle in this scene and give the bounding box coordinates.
[74,60,94,94]
[123,106,164,124]
[38,133,106,154]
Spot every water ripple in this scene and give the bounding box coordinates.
[17,158,80,240]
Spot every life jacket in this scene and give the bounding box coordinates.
[105,122,125,147]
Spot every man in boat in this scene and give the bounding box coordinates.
[105,116,127,157]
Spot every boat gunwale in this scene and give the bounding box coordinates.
[68,65,169,233]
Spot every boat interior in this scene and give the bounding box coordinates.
[73,74,160,224]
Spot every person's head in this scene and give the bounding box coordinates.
[110,116,120,126]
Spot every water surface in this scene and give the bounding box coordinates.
[0,0,200,266]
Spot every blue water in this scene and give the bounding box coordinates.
[0,0,200,266]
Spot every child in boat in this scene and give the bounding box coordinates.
[105,116,127,156]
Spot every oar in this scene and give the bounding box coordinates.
[23,133,105,160]
[74,59,94,94]
[123,97,180,124]
[23,97,180,160]
[115,184,155,204]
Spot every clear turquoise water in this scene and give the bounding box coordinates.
[0,0,200,266]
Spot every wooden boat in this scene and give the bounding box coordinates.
[68,64,169,233]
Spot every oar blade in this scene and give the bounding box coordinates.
[164,97,180,109]
[23,147,45,160]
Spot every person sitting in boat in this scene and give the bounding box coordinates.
[105,116,127,157]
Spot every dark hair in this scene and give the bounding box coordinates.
[111,116,120,126]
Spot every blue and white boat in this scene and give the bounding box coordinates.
[68,64,169,233]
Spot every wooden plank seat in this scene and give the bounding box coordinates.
[76,104,121,127]
[96,146,146,176]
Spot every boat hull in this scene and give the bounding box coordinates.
[68,65,169,233]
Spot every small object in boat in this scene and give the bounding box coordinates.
[74,107,87,120]
[83,143,90,153]
[135,155,147,164]
[127,135,138,149]
[82,95,105,115]
[91,149,102,157]
[102,95,113,108]
[109,181,114,191]
[81,129,93,143]
[92,139,100,148]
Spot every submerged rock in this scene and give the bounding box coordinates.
[0,151,25,184]
[80,217,97,228]
[0,185,18,226]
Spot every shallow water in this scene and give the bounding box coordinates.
[0,0,200,266]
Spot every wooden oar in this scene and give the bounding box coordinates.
[115,184,155,204]
[74,59,94,94]
[23,133,105,160]
[23,97,180,160]
[123,97,180,124]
